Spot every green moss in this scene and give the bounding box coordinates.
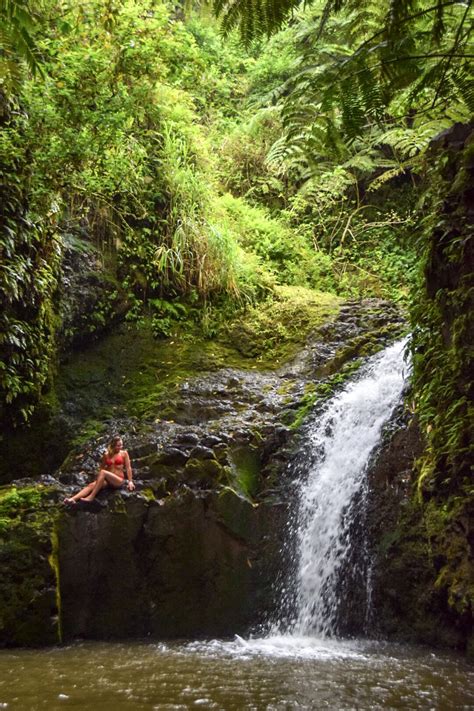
[229,446,261,498]
[71,419,107,448]
[327,325,406,374]
[423,495,474,616]
[48,523,63,643]
[41,292,339,431]
[141,488,157,502]
[288,357,365,429]
[0,485,50,523]
[225,285,341,366]
[373,497,466,649]
[408,129,474,628]
[0,484,61,646]
[184,457,223,483]
[57,321,284,423]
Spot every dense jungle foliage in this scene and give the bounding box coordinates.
[1,0,473,643]
[3,0,461,423]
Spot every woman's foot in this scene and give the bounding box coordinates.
[63,498,76,506]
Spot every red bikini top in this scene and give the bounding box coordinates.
[105,452,125,466]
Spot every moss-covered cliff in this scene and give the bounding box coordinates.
[411,123,473,648]
[0,300,404,647]
[0,486,60,646]
[0,482,287,646]
[369,124,473,655]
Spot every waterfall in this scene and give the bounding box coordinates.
[287,338,409,637]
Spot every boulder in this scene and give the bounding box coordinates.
[0,486,287,645]
[188,446,216,461]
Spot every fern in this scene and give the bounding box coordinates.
[0,0,44,90]
[231,0,473,198]
[453,64,474,113]
[214,0,304,42]
[214,0,465,45]
[215,0,472,130]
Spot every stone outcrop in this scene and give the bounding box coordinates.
[58,490,285,641]
[0,298,406,647]
[0,484,286,646]
[366,406,472,652]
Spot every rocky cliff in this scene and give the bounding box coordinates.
[1,299,404,647]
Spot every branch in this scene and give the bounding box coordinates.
[430,0,473,108]
[349,1,462,60]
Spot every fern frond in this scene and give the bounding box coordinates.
[340,77,366,137]
[234,0,473,198]
[0,0,44,88]
[214,0,305,41]
[378,120,454,158]
[432,0,446,43]
[453,64,474,112]
[343,153,377,173]
[266,135,292,166]
[367,165,406,191]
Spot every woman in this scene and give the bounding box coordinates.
[63,435,135,505]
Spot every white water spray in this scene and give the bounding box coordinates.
[291,338,409,637]
[177,339,411,659]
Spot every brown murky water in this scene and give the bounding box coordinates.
[0,636,472,710]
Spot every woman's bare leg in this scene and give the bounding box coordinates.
[82,469,123,502]
[65,482,95,503]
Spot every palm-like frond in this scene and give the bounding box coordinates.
[0,0,43,90]
[213,0,305,42]
[239,0,473,197]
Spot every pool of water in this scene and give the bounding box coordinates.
[0,636,472,710]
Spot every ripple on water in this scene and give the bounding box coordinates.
[0,638,472,711]
[183,634,371,661]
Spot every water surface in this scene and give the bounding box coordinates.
[0,637,472,710]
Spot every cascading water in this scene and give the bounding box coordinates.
[4,334,471,711]
[287,338,409,638]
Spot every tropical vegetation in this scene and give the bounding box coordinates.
[0,0,472,641]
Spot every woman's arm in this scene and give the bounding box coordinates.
[124,451,135,490]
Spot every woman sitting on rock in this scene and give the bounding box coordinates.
[63,435,135,505]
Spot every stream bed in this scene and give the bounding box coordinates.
[0,637,472,710]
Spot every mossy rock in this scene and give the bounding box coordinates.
[184,457,223,483]
[0,485,61,646]
[225,285,341,365]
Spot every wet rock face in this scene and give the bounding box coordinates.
[1,298,406,646]
[57,297,404,489]
[364,409,469,650]
[0,297,404,485]
[57,491,286,640]
[58,237,126,350]
[0,486,286,646]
